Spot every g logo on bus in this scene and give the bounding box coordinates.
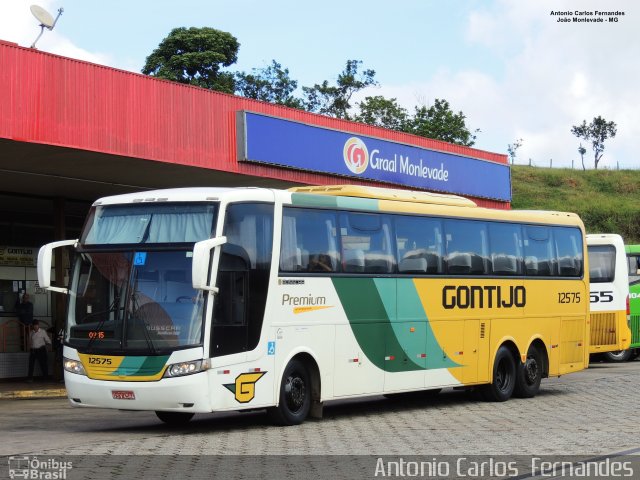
[224,372,266,403]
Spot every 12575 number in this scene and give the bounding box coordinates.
[88,357,112,365]
[558,292,581,304]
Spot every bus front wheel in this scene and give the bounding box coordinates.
[481,346,516,402]
[155,411,194,425]
[514,345,543,398]
[268,359,311,426]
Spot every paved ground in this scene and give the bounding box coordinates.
[0,379,66,399]
[0,359,638,458]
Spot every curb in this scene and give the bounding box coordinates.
[0,388,67,399]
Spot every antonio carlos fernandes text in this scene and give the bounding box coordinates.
[373,457,635,477]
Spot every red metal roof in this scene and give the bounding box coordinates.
[0,42,509,209]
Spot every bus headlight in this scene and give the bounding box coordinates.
[63,357,87,376]
[163,359,209,378]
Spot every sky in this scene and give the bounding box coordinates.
[1,0,638,169]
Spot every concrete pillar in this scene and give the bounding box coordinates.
[53,198,66,380]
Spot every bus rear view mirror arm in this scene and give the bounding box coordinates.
[37,239,78,294]
[192,236,227,292]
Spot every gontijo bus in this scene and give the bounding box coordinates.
[37,186,589,425]
[586,234,631,359]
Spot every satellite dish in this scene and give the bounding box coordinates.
[30,5,55,29]
[29,4,64,49]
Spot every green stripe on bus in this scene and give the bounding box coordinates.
[332,277,458,372]
[111,355,169,377]
[290,193,338,208]
[290,193,379,211]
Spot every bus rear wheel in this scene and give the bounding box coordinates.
[155,411,194,425]
[268,359,311,426]
[481,346,516,402]
[603,350,633,362]
[514,345,543,398]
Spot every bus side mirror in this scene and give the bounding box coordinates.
[192,236,227,292]
[37,239,78,294]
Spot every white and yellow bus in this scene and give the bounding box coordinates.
[38,185,589,425]
[586,234,631,358]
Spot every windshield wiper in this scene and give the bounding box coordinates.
[127,268,157,355]
[129,298,157,355]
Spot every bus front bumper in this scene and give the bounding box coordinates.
[64,371,211,413]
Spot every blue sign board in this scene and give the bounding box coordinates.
[238,112,511,202]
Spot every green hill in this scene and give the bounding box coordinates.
[511,166,640,243]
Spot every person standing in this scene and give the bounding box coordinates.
[15,292,34,325]
[27,320,51,382]
[15,292,34,351]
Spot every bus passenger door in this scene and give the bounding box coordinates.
[211,249,249,357]
[211,203,274,360]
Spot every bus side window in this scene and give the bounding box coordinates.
[339,212,395,274]
[394,216,443,274]
[630,256,640,285]
[488,223,523,276]
[554,227,583,277]
[524,226,556,277]
[444,219,489,275]
[280,208,339,274]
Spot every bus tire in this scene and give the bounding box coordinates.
[268,359,311,426]
[603,350,633,362]
[514,345,543,398]
[481,346,516,402]
[155,411,194,425]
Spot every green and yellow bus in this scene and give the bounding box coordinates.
[616,244,640,361]
[586,234,631,360]
[38,185,589,425]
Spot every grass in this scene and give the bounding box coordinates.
[511,166,640,243]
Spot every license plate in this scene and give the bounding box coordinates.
[112,390,135,400]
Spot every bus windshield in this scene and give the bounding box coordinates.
[67,202,217,353]
[81,203,217,245]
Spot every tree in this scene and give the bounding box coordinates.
[570,116,617,170]
[235,60,303,109]
[407,99,478,146]
[142,27,239,93]
[578,144,587,171]
[302,60,377,119]
[507,138,524,165]
[354,96,409,131]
